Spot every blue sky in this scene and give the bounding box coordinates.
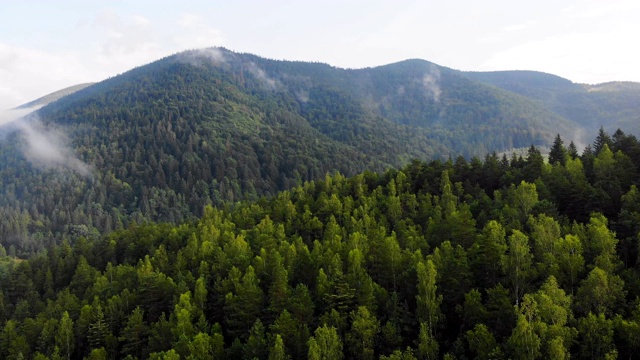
[2,0,640,109]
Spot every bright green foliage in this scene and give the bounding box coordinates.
[553,234,585,292]
[503,230,533,305]
[0,131,639,359]
[56,311,74,360]
[534,276,571,327]
[268,255,291,317]
[86,347,107,360]
[508,314,541,360]
[576,267,625,316]
[506,181,539,226]
[187,332,213,360]
[346,306,379,360]
[416,260,442,336]
[379,347,418,360]
[173,292,195,339]
[547,337,569,360]
[528,214,561,276]
[268,334,290,360]
[585,214,620,273]
[417,321,439,360]
[578,312,616,360]
[614,302,640,359]
[308,325,343,360]
[193,276,208,318]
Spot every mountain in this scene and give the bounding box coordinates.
[15,83,95,110]
[462,70,640,138]
[0,48,638,255]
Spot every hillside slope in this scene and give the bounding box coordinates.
[463,70,640,137]
[0,48,635,254]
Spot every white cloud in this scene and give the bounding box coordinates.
[173,13,225,50]
[480,0,640,83]
[568,0,640,19]
[0,10,225,109]
[0,43,92,109]
[503,21,537,32]
[481,23,640,83]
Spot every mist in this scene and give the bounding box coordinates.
[0,107,41,127]
[247,62,278,90]
[422,66,442,102]
[176,47,227,67]
[0,108,92,177]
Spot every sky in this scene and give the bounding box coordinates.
[2,0,640,110]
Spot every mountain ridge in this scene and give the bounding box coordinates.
[1,47,639,254]
[14,82,95,110]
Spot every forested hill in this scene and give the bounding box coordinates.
[0,48,577,255]
[463,70,640,136]
[2,131,640,359]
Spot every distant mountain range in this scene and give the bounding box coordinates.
[1,47,639,254]
[15,83,94,110]
[462,70,640,138]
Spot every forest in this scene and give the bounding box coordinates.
[1,129,640,359]
[0,48,573,257]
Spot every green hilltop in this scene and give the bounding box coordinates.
[0,48,639,254]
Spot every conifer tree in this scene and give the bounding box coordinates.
[567,141,579,159]
[594,127,613,155]
[549,134,567,165]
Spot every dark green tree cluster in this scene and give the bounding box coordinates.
[2,131,640,359]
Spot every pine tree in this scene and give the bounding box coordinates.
[88,301,108,350]
[567,141,579,159]
[594,127,613,155]
[549,134,567,165]
[119,307,148,359]
[269,334,290,360]
[244,319,268,360]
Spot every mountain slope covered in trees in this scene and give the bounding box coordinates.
[2,131,640,359]
[1,48,639,256]
[463,70,640,136]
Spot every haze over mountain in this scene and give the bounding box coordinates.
[14,83,95,110]
[462,70,640,141]
[1,47,639,254]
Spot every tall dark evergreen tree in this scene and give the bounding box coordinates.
[548,134,567,165]
[594,127,613,155]
[567,141,579,159]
